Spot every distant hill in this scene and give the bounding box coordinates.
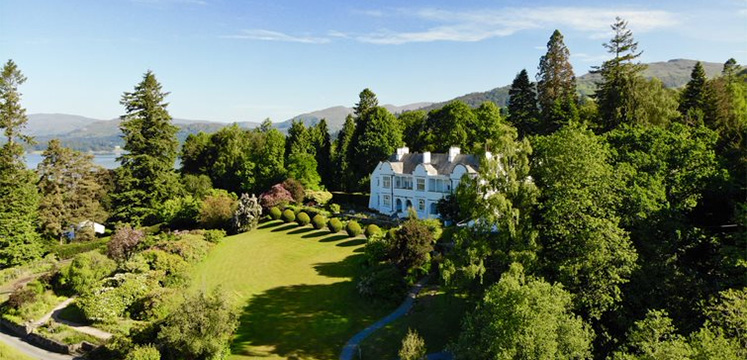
[25,59,726,151]
[279,102,433,133]
[421,59,724,112]
[27,114,100,136]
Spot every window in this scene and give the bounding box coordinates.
[383,195,391,207]
[430,202,438,214]
[418,199,425,211]
[383,176,391,189]
[416,178,425,191]
[428,179,451,193]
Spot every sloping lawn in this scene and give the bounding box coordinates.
[190,220,393,359]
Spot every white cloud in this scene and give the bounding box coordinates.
[354,7,679,44]
[223,29,330,44]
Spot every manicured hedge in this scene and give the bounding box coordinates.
[312,215,327,230]
[269,207,282,220]
[346,220,363,237]
[296,212,311,226]
[327,218,343,233]
[282,209,296,223]
[364,224,381,239]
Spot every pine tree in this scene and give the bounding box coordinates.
[312,119,333,189]
[112,71,180,224]
[593,17,647,131]
[0,59,42,266]
[536,30,577,134]
[353,88,379,117]
[507,69,540,138]
[38,139,106,242]
[333,115,356,191]
[678,62,708,123]
[285,119,312,157]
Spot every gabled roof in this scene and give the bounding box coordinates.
[386,152,480,175]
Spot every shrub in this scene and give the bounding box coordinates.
[346,220,362,237]
[399,329,427,360]
[157,289,238,360]
[328,203,341,214]
[140,250,190,287]
[296,212,311,226]
[198,190,237,229]
[7,286,37,309]
[158,195,200,229]
[327,218,343,233]
[52,238,109,260]
[365,224,382,239]
[231,193,262,233]
[131,287,176,321]
[154,236,212,264]
[269,207,282,220]
[356,264,407,304]
[79,273,155,323]
[65,252,117,294]
[108,224,145,262]
[203,229,226,243]
[259,184,293,209]
[364,238,390,266]
[282,209,296,223]
[390,219,434,273]
[312,215,327,230]
[305,190,333,206]
[125,344,161,360]
[282,178,305,204]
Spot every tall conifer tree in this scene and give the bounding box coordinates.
[536,30,577,134]
[678,62,708,123]
[112,71,180,224]
[508,69,540,138]
[593,17,647,131]
[0,60,42,266]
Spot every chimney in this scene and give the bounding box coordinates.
[395,147,409,161]
[422,151,431,164]
[448,146,460,162]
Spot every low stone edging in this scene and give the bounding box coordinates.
[0,317,98,355]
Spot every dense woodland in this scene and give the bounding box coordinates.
[0,17,745,360]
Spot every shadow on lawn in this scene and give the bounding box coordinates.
[301,230,331,239]
[258,220,283,229]
[287,227,314,235]
[337,238,366,247]
[319,234,349,243]
[271,223,298,232]
[231,254,391,359]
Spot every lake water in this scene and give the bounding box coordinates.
[25,153,121,169]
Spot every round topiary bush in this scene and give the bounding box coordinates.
[282,209,296,223]
[346,220,363,237]
[327,218,343,233]
[296,212,311,226]
[365,224,381,239]
[312,214,327,230]
[269,207,282,220]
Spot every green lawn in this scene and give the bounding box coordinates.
[0,340,34,360]
[358,286,469,359]
[189,220,394,359]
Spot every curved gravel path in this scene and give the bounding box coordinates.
[339,277,428,360]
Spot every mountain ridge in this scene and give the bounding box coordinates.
[25,59,724,152]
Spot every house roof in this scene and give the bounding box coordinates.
[386,152,480,175]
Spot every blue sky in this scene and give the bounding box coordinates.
[1,0,745,123]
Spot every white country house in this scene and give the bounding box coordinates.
[368,146,482,219]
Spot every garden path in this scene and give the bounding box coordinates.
[36,297,113,340]
[339,277,429,360]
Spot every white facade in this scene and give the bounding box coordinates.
[368,146,480,219]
